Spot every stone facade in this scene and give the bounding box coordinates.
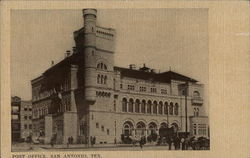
[31,9,209,144]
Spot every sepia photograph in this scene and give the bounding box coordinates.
[10,8,210,152]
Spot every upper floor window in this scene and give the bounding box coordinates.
[128,85,135,91]
[169,102,173,115]
[122,98,127,112]
[194,108,199,116]
[174,103,179,115]
[153,101,157,114]
[198,124,207,135]
[139,86,146,92]
[150,88,157,93]
[97,74,107,84]
[193,124,197,135]
[97,63,107,71]
[161,89,167,94]
[193,91,200,97]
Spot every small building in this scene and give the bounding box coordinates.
[20,100,33,141]
[11,96,21,142]
[11,96,32,142]
[31,9,209,144]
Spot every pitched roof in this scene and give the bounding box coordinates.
[114,66,197,83]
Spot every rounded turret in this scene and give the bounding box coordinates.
[82,9,97,102]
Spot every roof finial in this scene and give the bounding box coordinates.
[169,66,171,71]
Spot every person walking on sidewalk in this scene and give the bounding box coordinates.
[139,137,143,149]
[67,137,71,148]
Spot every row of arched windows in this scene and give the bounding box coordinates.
[122,98,179,115]
[96,91,111,97]
[97,74,107,84]
[97,63,107,70]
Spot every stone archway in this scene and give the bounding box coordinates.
[123,121,134,136]
[171,122,179,133]
[135,121,146,137]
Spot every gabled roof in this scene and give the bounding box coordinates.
[114,66,197,83]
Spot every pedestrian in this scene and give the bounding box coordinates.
[93,136,96,145]
[168,138,173,150]
[50,137,54,148]
[67,137,71,148]
[181,137,185,150]
[174,136,180,150]
[90,136,93,147]
[139,137,144,149]
[70,136,74,144]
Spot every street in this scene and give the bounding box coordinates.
[12,142,192,152]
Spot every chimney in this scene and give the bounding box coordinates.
[72,47,77,54]
[151,69,156,73]
[51,60,54,66]
[65,50,71,58]
[129,64,136,70]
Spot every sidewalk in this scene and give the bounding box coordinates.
[41,142,159,149]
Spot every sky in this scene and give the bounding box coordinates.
[10,8,208,101]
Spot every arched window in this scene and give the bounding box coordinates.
[128,98,133,112]
[97,62,107,71]
[147,100,152,114]
[100,75,104,84]
[159,101,163,114]
[122,98,127,112]
[135,99,140,113]
[104,76,107,84]
[160,122,168,129]
[136,122,146,136]
[153,101,157,114]
[97,63,101,69]
[174,103,179,115]
[97,74,100,84]
[123,121,134,136]
[164,102,168,115]
[148,122,157,136]
[193,91,200,97]
[104,64,107,70]
[194,108,199,116]
[141,100,146,113]
[171,123,179,133]
[196,108,199,116]
[169,102,173,115]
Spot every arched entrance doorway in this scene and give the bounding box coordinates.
[123,121,134,136]
[148,122,158,142]
[171,123,179,133]
[148,122,158,135]
[135,121,146,137]
[160,122,168,129]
